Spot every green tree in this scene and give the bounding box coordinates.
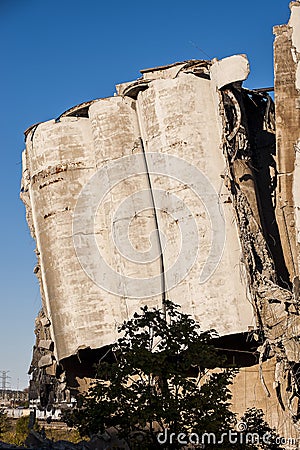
[65,300,238,449]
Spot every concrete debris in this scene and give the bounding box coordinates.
[40,317,51,327]
[210,54,250,89]
[0,443,28,449]
[38,340,53,350]
[38,354,53,368]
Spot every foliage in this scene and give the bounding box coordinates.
[44,426,83,443]
[65,300,238,448]
[240,408,285,450]
[0,419,82,446]
[0,409,9,437]
[12,414,40,445]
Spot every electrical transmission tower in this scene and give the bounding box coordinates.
[0,371,11,399]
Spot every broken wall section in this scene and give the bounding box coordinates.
[274,1,300,285]
[218,81,300,434]
[208,6,300,432]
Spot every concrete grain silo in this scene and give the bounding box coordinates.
[21,10,300,435]
[22,55,257,396]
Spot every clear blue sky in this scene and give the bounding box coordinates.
[0,0,290,390]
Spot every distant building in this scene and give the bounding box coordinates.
[0,389,28,406]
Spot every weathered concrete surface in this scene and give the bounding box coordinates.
[231,358,298,441]
[210,54,250,89]
[274,1,300,282]
[136,70,252,334]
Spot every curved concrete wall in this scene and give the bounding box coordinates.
[136,73,252,334]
